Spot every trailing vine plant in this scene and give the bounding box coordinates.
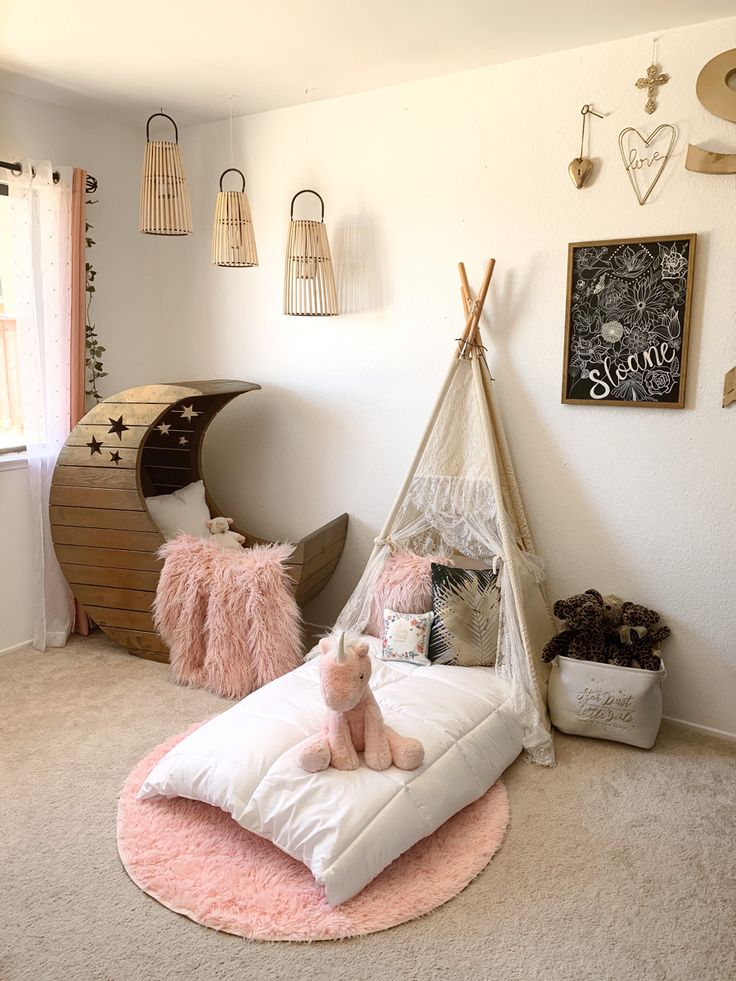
[85,198,107,402]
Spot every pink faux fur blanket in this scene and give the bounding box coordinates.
[153,537,302,699]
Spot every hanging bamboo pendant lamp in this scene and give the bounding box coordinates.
[284,190,338,316]
[139,112,193,235]
[211,168,258,267]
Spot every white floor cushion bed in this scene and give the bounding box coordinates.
[138,636,524,906]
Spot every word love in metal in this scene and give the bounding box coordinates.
[618,124,677,205]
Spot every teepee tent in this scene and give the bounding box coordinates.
[335,260,556,765]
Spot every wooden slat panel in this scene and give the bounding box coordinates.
[74,584,155,612]
[104,385,201,403]
[66,424,148,449]
[295,569,336,606]
[57,445,137,469]
[50,486,144,511]
[54,545,163,572]
[82,402,170,426]
[104,627,168,655]
[172,380,260,396]
[142,428,200,450]
[52,525,162,551]
[294,513,349,566]
[141,446,193,464]
[143,465,192,482]
[297,559,341,596]
[51,506,152,532]
[61,564,160,590]
[289,539,344,580]
[84,606,156,631]
[53,466,138,490]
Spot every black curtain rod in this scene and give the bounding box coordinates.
[0,159,98,192]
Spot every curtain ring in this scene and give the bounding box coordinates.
[28,165,60,184]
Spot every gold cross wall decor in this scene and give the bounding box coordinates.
[636,63,669,114]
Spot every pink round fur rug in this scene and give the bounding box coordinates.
[117,726,510,941]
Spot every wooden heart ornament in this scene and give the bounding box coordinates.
[618,124,677,205]
[568,157,593,188]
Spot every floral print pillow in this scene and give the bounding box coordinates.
[381,609,434,666]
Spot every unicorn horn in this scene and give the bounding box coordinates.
[335,632,346,664]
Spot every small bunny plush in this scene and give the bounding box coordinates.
[206,516,245,550]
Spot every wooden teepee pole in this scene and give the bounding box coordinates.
[456,259,495,357]
[470,355,550,729]
[459,262,473,315]
[368,258,495,563]
[462,266,554,620]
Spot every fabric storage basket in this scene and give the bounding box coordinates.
[548,654,666,749]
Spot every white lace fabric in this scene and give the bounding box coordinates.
[335,357,555,766]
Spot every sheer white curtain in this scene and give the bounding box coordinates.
[9,161,74,649]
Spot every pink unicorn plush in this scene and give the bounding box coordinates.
[298,634,425,773]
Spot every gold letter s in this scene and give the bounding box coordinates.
[686,48,736,174]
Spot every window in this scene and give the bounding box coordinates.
[0,184,25,454]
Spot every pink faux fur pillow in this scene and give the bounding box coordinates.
[365,551,449,639]
[153,537,302,699]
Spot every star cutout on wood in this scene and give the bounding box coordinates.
[107,415,129,439]
[109,450,122,465]
[156,423,172,437]
[86,436,103,455]
[179,404,200,422]
[179,435,189,446]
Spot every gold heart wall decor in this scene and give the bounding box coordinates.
[568,104,603,189]
[568,157,593,188]
[618,124,677,205]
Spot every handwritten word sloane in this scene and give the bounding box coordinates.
[575,687,636,730]
[587,341,676,400]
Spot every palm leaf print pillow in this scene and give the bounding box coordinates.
[429,563,501,666]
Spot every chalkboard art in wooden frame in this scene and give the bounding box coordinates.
[563,235,696,408]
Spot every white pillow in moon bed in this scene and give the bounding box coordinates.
[144,480,212,540]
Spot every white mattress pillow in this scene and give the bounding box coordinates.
[138,637,523,906]
[381,609,433,665]
[144,480,212,540]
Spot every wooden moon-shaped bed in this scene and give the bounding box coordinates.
[50,380,348,661]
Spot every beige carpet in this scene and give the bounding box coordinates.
[1,634,734,981]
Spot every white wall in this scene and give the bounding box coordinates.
[0,89,165,649]
[0,462,36,650]
[155,17,736,735]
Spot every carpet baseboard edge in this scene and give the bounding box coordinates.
[0,640,32,656]
[663,714,736,743]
